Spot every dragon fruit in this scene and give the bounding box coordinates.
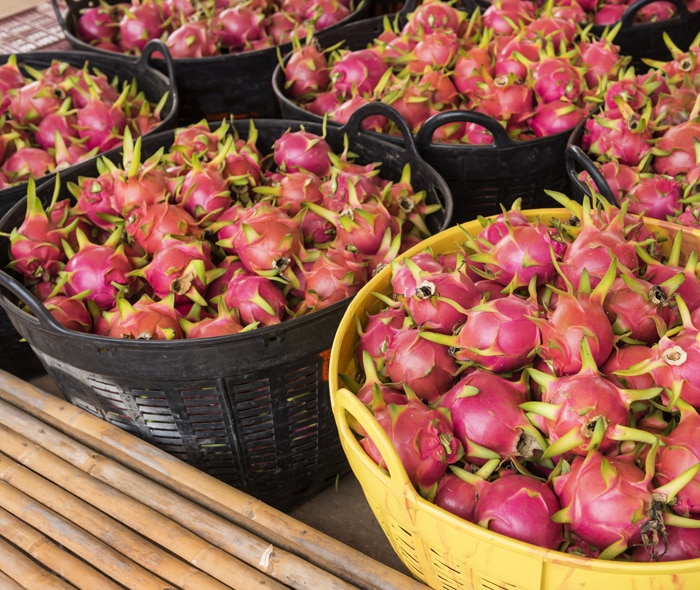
[55,226,134,310]
[383,325,458,404]
[101,293,183,340]
[474,470,564,550]
[358,395,463,498]
[438,370,544,464]
[524,339,661,458]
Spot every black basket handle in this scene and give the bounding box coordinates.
[565,145,618,206]
[414,109,513,148]
[137,39,179,105]
[342,101,422,162]
[0,270,69,333]
[619,0,690,26]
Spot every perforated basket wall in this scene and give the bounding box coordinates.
[53,0,371,124]
[272,10,572,223]
[0,114,452,511]
[329,211,700,589]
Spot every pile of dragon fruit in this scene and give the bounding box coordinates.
[74,0,359,58]
[479,0,699,25]
[2,118,441,339]
[0,55,167,190]
[282,0,632,142]
[575,32,700,226]
[345,193,700,561]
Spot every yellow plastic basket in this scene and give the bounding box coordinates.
[329,208,700,590]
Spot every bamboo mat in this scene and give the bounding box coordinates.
[0,370,429,590]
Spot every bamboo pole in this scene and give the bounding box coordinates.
[0,428,290,590]
[0,570,26,590]
[0,506,122,590]
[0,536,77,590]
[0,399,358,590]
[0,371,430,590]
[0,473,186,590]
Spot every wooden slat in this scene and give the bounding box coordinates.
[0,371,430,590]
[0,397,357,590]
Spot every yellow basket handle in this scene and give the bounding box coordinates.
[334,387,413,496]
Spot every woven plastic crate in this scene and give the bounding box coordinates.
[0,105,452,511]
[0,41,178,380]
[328,209,700,590]
[272,8,572,223]
[52,0,371,124]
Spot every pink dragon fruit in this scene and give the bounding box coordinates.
[300,247,368,311]
[652,120,700,178]
[166,21,219,58]
[524,338,661,458]
[438,369,544,463]
[213,5,265,50]
[330,48,388,98]
[124,200,202,255]
[284,41,331,101]
[433,471,479,522]
[273,129,332,177]
[383,325,458,403]
[445,291,541,372]
[469,219,567,291]
[222,271,288,326]
[43,293,93,333]
[655,400,700,517]
[356,306,410,367]
[232,207,303,278]
[391,255,480,335]
[472,470,564,550]
[535,259,617,375]
[180,301,246,338]
[56,227,134,311]
[138,237,219,306]
[553,447,699,560]
[101,293,183,340]
[604,272,682,344]
[359,395,463,497]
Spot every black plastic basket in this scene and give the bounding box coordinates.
[0,104,452,511]
[589,0,700,65]
[272,9,572,223]
[0,40,178,381]
[52,0,371,125]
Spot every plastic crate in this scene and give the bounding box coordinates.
[272,9,572,224]
[0,41,178,380]
[0,105,452,511]
[328,210,700,590]
[52,0,371,124]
